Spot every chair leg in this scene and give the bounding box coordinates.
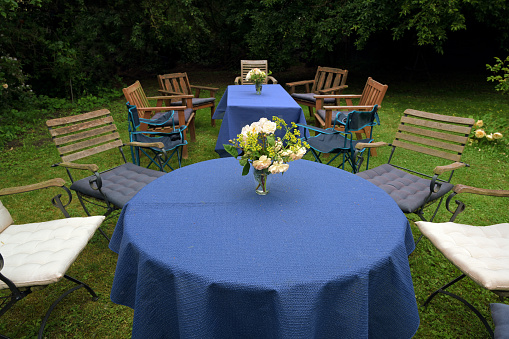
[423,274,494,338]
[37,275,98,339]
[211,106,216,127]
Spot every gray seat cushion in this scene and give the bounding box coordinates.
[316,110,349,124]
[70,163,164,208]
[151,108,193,127]
[491,303,509,339]
[356,164,454,213]
[291,93,335,104]
[170,97,215,107]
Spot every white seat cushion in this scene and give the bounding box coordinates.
[416,221,509,291]
[0,201,13,233]
[0,216,105,289]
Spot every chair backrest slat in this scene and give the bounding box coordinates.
[157,73,192,95]
[123,81,150,108]
[239,60,269,85]
[61,140,123,163]
[312,66,348,94]
[46,109,123,163]
[359,77,388,106]
[392,108,475,163]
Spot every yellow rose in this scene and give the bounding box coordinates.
[474,129,486,138]
[494,132,503,139]
[474,120,483,128]
[486,133,494,141]
[2,83,7,89]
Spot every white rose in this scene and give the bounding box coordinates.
[253,155,272,170]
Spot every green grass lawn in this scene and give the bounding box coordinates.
[0,67,508,338]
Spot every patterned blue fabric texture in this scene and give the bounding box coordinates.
[110,158,419,339]
[212,85,308,158]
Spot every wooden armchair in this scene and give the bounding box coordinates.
[234,60,278,85]
[314,77,388,155]
[123,80,195,158]
[157,72,218,127]
[286,66,348,118]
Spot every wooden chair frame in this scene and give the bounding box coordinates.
[234,60,278,85]
[157,72,218,127]
[123,80,195,158]
[46,109,166,240]
[286,66,348,118]
[355,109,475,232]
[418,185,509,338]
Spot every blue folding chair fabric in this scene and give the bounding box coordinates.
[298,105,379,173]
[127,103,187,172]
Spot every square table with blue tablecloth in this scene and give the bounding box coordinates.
[109,158,420,339]
[213,84,308,157]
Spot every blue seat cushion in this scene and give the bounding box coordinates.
[70,163,165,208]
[151,108,193,127]
[491,303,509,339]
[291,93,335,104]
[356,164,454,213]
[170,97,215,107]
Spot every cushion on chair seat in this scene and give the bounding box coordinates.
[131,131,186,150]
[0,201,13,233]
[291,93,335,104]
[170,97,215,107]
[70,163,164,208]
[491,303,509,339]
[151,108,193,127]
[416,221,509,292]
[316,110,350,124]
[0,215,105,289]
[356,164,454,213]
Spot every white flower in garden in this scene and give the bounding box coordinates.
[2,83,7,89]
[494,132,503,139]
[474,120,484,128]
[486,133,494,141]
[474,129,486,138]
[253,155,272,170]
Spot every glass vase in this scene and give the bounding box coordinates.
[255,82,262,95]
[253,169,270,195]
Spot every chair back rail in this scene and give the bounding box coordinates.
[393,109,475,163]
[240,60,270,85]
[47,109,123,163]
[313,66,348,94]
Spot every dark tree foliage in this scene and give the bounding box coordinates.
[1,0,508,99]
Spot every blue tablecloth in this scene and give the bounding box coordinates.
[212,84,307,157]
[110,158,419,339]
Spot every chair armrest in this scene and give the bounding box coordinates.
[0,178,66,196]
[322,105,378,111]
[453,184,509,197]
[137,106,187,112]
[317,85,348,94]
[125,141,165,149]
[234,76,241,85]
[355,141,388,150]
[57,162,99,173]
[314,94,362,99]
[147,95,194,100]
[286,79,314,87]
[433,162,468,175]
[267,76,278,84]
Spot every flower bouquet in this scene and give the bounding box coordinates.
[246,68,271,94]
[224,117,309,195]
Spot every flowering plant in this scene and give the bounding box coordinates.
[224,117,309,176]
[469,119,504,147]
[246,68,271,84]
